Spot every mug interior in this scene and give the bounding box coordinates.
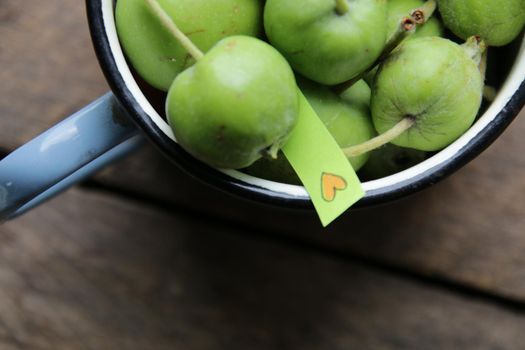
[88,0,525,208]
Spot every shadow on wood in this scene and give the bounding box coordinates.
[1,188,525,349]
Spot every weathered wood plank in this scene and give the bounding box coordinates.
[0,0,107,150]
[3,0,525,303]
[95,110,525,303]
[1,188,525,350]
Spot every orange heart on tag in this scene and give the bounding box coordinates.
[321,172,347,202]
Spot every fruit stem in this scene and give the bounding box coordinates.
[411,0,437,25]
[461,36,487,67]
[343,117,416,157]
[373,17,417,67]
[479,48,488,81]
[461,36,488,99]
[333,1,437,94]
[335,0,350,15]
[144,0,204,61]
[333,17,416,93]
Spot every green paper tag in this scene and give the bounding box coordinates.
[282,92,365,227]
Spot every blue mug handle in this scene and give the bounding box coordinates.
[0,93,144,221]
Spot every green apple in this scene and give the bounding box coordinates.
[116,0,263,91]
[166,36,299,169]
[340,79,372,113]
[264,0,388,85]
[371,36,484,151]
[437,0,525,46]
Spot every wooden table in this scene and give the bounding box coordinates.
[1,1,525,349]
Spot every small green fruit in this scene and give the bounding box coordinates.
[167,36,299,169]
[437,0,525,46]
[303,82,376,171]
[264,0,388,85]
[246,81,376,184]
[116,0,263,90]
[340,80,372,113]
[372,36,484,151]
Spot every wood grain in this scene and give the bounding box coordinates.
[95,111,525,303]
[2,0,525,303]
[0,0,107,150]
[1,188,525,350]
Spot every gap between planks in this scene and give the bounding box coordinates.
[79,179,525,316]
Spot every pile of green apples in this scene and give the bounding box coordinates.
[116,0,525,183]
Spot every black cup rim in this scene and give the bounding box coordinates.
[86,0,525,209]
